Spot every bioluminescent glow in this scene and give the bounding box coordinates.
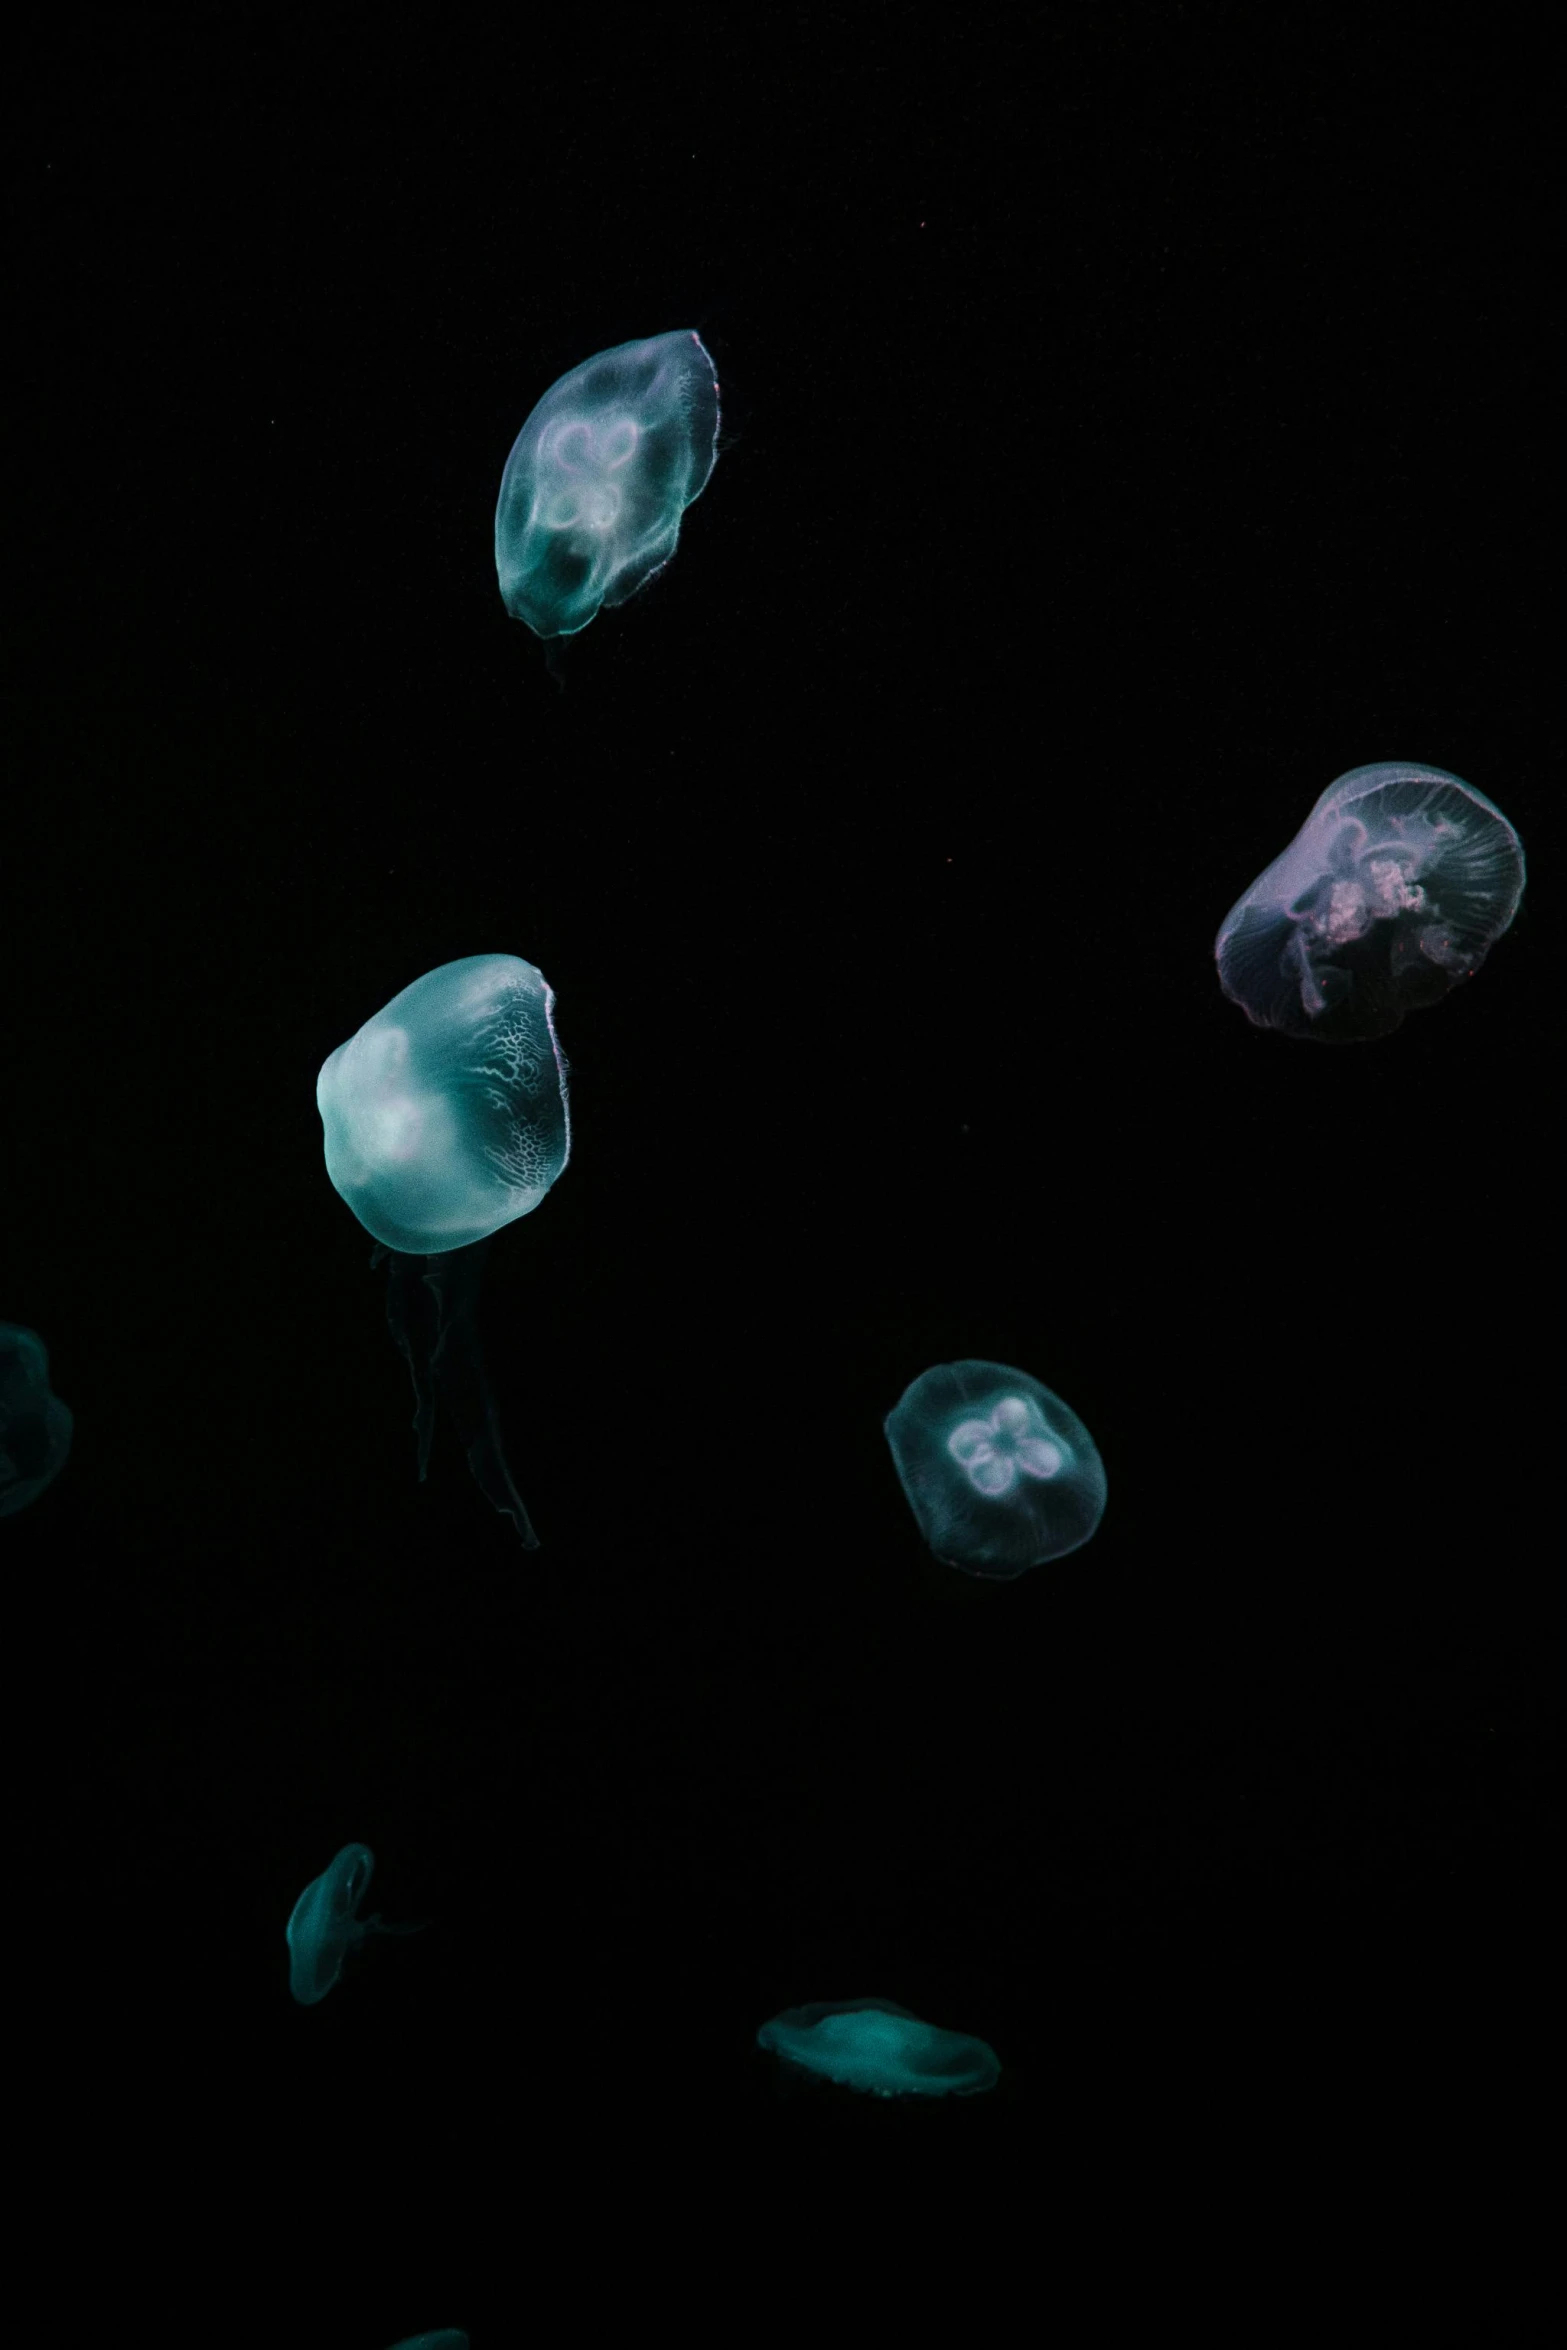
[0,1323,73,1518]
[317,953,569,1255]
[495,330,719,639]
[757,1998,1000,2099]
[884,1359,1106,1578]
[286,1842,425,2006]
[1215,762,1526,1041]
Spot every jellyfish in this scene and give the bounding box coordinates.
[757,1998,1000,2099]
[387,2335,469,2349]
[317,954,569,1546]
[495,329,720,639]
[1215,762,1526,1041]
[317,953,569,1256]
[0,1323,73,1518]
[884,1359,1106,1578]
[286,1842,426,2006]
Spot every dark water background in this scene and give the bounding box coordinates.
[8,9,1555,2332]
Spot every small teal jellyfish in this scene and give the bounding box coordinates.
[1216,761,1526,1041]
[317,953,569,1257]
[0,1324,73,1518]
[387,2335,469,2349]
[286,1842,425,2006]
[757,1999,1000,2099]
[885,1359,1106,1578]
[495,329,720,638]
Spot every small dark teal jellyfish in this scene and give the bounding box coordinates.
[387,2335,469,2349]
[885,1359,1106,1578]
[286,1842,425,2006]
[318,954,570,1546]
[0,1324,73,1518]
[495,329,720,639]
[1215,761,1526,1041]
[317,953,569,1256]
[757,1999,1000,2099]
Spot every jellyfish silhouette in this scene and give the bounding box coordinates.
[0,1324,73,1518]
[885,1360,1106,1578]
[286,1842,427,2006]
[317,954,569,1547]
[757,1998,1000,2099]
[1215,762,1526,1041]
[495,329,720,639]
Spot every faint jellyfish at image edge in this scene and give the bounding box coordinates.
[0,1324,73,1518]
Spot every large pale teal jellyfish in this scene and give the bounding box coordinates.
[317,954,570,1547]
[1215,761,1526,1041]
[495,329,720,638]
[286,1842,425,2006]
[885,1360,1106,1578]
[317,953,569,1255]
[0,1324,73,1518]
[757,1999,1000,2099]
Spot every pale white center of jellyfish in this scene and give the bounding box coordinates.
[947,1396,1065,1498]
[367,1093,424,1162]
[535,413,640,533]
[1318,859,1426,947]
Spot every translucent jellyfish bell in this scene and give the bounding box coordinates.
[495,329,720,639]
[317,953,569,1255]
[0,1324,73,1518]
[317,955,569,1549]
[1215,762,1526,1041]
[884,1359,1106,1578]
[286,1842,426,2006]
[757,1998,1000,2100]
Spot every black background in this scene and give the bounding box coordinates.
[8,9,1556,2332]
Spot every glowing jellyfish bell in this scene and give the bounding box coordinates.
[286,1842,426,2006]
[317,953,569,1255]
[317,954,570,1548]
[0,1323,73,1518]
[885,1359,1106,1579]
[1216,761,1526,1041]
[757,1998,1000,2100]
[495,329,720,639]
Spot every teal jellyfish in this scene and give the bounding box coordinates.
[0,1324,73,1518]
[757,1998,1000,2099]
[318,954,570,1546]
[495,329,720,639]
[317,953,569,1257]
[885,1359,1106,1578]
[286,1842,425,2006]
[1216,761,1526,1040]
[388,2336,469,2349]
